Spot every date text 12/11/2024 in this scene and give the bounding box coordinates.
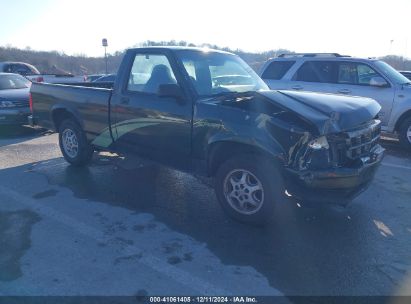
[149,296,258,303]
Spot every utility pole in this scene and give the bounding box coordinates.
[405,38,408,70]
[102,38,108,74]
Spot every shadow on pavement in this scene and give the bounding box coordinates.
[25,153,401,296]
[0,125,51,146]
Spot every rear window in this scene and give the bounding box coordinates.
[261,61,295,80]
[4,63,40,75]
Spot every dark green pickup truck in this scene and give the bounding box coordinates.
[29,47,384,224]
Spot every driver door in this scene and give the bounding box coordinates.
[112,50,193,169]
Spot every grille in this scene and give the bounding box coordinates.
[328,120,381,166]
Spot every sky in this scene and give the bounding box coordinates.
[1,0,410,58]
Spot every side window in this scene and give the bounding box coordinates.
[338,62,357,84]
[294,61,337,83]
[127,54,177,94]
[337,62,382,86]
[261,61,295,80]
[357,64,380,85]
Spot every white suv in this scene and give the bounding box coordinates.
[259,53,411,150]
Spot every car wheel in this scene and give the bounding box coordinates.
[215,154,285,225]
[58,119,93,166]
[399,116,411,151]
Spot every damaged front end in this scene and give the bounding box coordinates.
[284,119,384,205]
[206,89,384,205]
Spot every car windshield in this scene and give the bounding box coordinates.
[0,74,31,90]
[176,50,268,97]
[374,60,411,84]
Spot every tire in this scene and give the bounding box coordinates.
[58,119,93,166]
[398,116,411,151]
[214,154,285,225]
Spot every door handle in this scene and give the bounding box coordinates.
[120,97,130,105]
[291,85,303,90]
[338,89,351,94]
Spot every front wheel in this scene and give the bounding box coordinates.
[58,119,93,166]
[398,116,411,151]
[214,154,285,225]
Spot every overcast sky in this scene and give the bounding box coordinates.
[1,0,410,58]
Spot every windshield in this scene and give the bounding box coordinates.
[176,50,268,97]
[374,60,411,84]
[0,74,31,90]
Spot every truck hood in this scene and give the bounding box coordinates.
[259,90,381,135]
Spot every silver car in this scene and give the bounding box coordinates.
[0,73,31,125]
[259,53,411,150]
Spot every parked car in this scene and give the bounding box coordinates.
[29,47,384,224]
[259,53,411,150]
[93,74,116,82]
[0,61,85,83]
[399,71,411,80]
[0,73,31,125]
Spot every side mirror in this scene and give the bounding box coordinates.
[158,84,185,103]
[370,76,389,88]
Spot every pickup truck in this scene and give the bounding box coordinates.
[29,47,385,224]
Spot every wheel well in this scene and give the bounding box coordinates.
[395,109,411,131]
[207,142,280,177]
[52,109,77,131]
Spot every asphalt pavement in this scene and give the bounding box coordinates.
[0,126,410,299]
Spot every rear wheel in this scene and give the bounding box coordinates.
[215,154,285,225]
[58,119,93,166]
[398,116,411,151]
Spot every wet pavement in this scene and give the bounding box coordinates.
[0,126,411,298]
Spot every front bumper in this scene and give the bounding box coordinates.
[284,144,385,205]
[0,107,31,125]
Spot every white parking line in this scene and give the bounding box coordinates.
[381,162,411,171]
[0,185,231,295]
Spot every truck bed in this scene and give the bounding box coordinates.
[30,82,113,141]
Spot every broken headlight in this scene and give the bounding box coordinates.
[308,136,329,150]
[305,136,331,169]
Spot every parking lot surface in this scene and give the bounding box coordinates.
[0,126,410,297]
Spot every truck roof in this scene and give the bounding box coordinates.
[127,46,234,55]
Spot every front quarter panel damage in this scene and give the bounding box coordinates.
[193,92,321,170]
